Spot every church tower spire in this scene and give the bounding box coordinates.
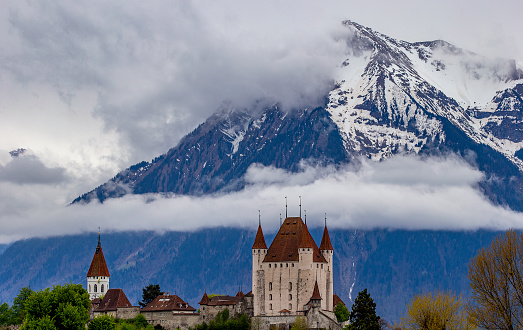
[87,230,110,300]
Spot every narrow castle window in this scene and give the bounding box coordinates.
[101,284,104,293]
[275,264,277,268]
[269,282,272,291]
[321,264,323,269]
[270,304,273,310]
[269,264,271,268]
[289,294,292,300]
[94,284,98,293]
[269,294,272,300]
[280,263,283,268]
[289,282,292,290]
[89,285,91,292]
[289,303,292,310]
[286,263,288,267]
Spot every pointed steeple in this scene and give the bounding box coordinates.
[87,234,110,277]
[199,292,210,305]
[252,224,267,249]
[319,225,333,251]
[310,280,322,301]
[298,222,315,249]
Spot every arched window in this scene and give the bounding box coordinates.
[94,284,98,293]
[269,294,272,300]
[101,284,104,293]
[270,304,273,310]
[289,282,292,290]
[289,294,292,300]
[89,285,91,292]
[289,303,292,310]
[269,282,272,291]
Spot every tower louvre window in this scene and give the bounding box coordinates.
[94,284,97,293]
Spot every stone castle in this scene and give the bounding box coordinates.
[86,217,343,329]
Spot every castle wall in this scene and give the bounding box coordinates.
[144,312,200,330]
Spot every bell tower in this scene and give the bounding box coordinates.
[86,230,110,300]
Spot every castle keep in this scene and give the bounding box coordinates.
[252,217,340,329]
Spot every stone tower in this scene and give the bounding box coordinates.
[252,217,334,316]
[87,232,110,300]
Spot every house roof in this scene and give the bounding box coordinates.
[310,281,322,301]
[252,224,267,249]
[319,226,333,251]
[142,294,196,312]
[263,217,327,263]
[199,295,242,306]
[236,290,244,298]
[87,241,110,277]
[95,289,133,312]
[333,294,344,307]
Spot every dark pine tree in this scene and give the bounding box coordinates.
[348,289,380,330]
[139,284,162,308]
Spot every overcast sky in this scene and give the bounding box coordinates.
[0,0,522,244]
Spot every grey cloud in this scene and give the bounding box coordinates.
[1,155,522,244]
[0,154,69,185]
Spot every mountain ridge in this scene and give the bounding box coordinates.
[73,21,523,212]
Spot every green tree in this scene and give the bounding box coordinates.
[89,315,116,330]
[335,302,350,322]
[290,316,308,330]
[139,284,162,308]
[348,289,380,330]
[0,302,13,325]
[401,291,475,330]
[10,286,33,324]
[21,283,90,330]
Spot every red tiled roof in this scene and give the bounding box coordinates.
[245,291,253,297]
[319,226,333,250]
[263,217,327,263]
[310,281,322,301]
[142,294,196,312]
[333,294,344,307]
[95,289,133,312]
[279,309,291,313]
[87,242,110,277]
[236,290,244,298]
[199,292,210,305]
[252,224,267,249]
[298,223,315,249]
[200,295,242,306]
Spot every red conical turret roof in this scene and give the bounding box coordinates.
[199,292,210,305]
[319,225,333,250]
[310,280,322,300]
[298,223,316,249]
[87,239,110,277]
[252,224,267,249]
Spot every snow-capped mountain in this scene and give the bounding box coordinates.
[74,21,523,210]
